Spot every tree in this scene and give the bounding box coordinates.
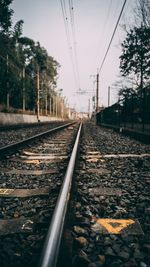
[0,0,14,107]
[120,25,150,90]
[0,0,13,33]
[135,0,150,27]
[0,0,60,113]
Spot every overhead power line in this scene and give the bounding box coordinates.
[101,0,113,38]
[98,0,127,75]
[60,0,80,90]
[69,0,80,89]
[60,0,77,86]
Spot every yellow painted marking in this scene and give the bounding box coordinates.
[97,219,135,234]
[0,189,15,195]
[21,220,34,230]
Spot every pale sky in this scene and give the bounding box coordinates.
[11,0,135,112]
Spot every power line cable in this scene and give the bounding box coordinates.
[60,0,78,88]
[94,0,113,66]
[98,0,127,74]
[60,0,82,112]
[101,0,113,38]
[69,0,80,89]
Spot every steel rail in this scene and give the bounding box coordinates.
[0,122,76,158]
[39,122,82,267]
[0,121,66,131]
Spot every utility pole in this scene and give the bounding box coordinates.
[108,86,110,107]
[37,66,40,122]
[53,95,55,117]
[22,67,25,111]
[55,95,58,117]
[45,87,47,116]
[49,94,52,116]
[6,54,9,110]
[88,98,90,118]
[61,99,64,119]
[96,73,99,112]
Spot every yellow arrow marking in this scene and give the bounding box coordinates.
[0,189,14,195]
[97,219,135,234]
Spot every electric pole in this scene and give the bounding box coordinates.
[108,86,110,107]
[55,95,58,117]
[37,66,40,122]
[61,99,64,119]
[6,54,9,110]
[49,92,52,116]
[53,95,55,117]
[45,87,47,116]
[88,98,90,118]
[96,73,99,112]
[23,67,25,111]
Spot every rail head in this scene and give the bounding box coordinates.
[38,122,82,267]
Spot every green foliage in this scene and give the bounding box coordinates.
[120,26,150,87]
[0,0,59,112]
[13,20,24,39]
[0,0,13,33]
[118,23,150,127]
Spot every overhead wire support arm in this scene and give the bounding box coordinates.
[98,0,127,75]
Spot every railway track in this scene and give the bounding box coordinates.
[0,121,149,267]
[0,121,70,148]
[69,122,150,267]
[0,122,81,267]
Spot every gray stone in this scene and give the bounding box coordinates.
[112,243,121,254]
[73,250,91,266]
[75,236,88,247]
[76,216,90,227]
[73,226,88,237]
[129,242,140,250]
[143,243,150,253]
[104,237,112,246]
[88,263,97,267]
[97,255,105,264]
[118,251,130,261]
[133,249,144,260]
[110,259,123,267]
[124,258,138,267]
[140,262,147,267]
[76,202,82,210]
[89,261,104,267]
[105,247,116,257]
[145,207,150,215]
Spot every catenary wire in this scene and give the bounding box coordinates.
[60,0,79,88]
[98,0,127,75]
[69,0,80,90]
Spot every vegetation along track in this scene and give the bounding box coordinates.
[69,121,150,267]
[0,121,80,267]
